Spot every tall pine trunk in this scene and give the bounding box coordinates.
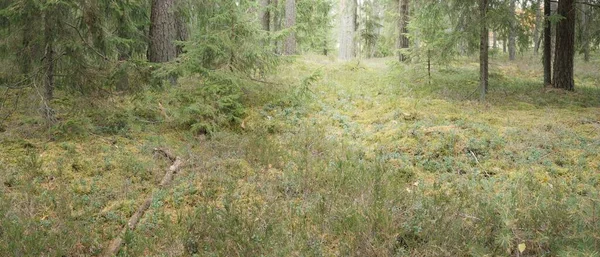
[480,0,489,101]
[543,0,552,85]
[284,0,296,55]
[148,0,177,63]
[338,0,356,60]
[398,0,409,62]
[552,0,575,91]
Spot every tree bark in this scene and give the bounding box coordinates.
[259,0,271,31]
[552,0,576,91]
[544,0,552,85]
[480,0,489,101]
[20,0,36,75]
[284,0,296,55]
[533,0,542,55]
[581,0,590,62]
[338,0,357,60]
[43,7,55,102]
[148,0,178,63]
[398,0,410,62]
[508,0,517,61]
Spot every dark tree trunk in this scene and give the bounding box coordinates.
[20,0,36,75]
[508,0,516,61]
[398,0,409,62]
[175,13,189,56]
[44,8,55,102]
[42,6,57,122]
[543,0,552,85]
[480,0,489,101]
[148,0,177,63]
[552,0,575,91]
[259,0,271,31]
[284,0,296,55]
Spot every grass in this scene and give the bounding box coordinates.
[1,52,600,256]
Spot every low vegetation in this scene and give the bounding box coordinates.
[1,54,599,256]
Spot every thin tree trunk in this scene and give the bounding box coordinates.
[398,0,410,62]
[284,0,296,55]
[20,0,35,75]
[44,9,55,102]
[148,0,178,63]
[480,0,489,101]
[552,0,576,91]
[544,0,552,85]
[534,0,542,55]
[42,5,56,123]
[493,31,497,49]
[581,0,590,62]
[273,0,282,54]
[259,0,271,31]
[508,0,517,61]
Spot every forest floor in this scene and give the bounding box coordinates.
[1,54,600,256]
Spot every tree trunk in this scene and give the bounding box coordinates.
[259,0,271,31]
[581,0,590,62]
[508,0,516,61]
[552,0,575,91]
[148,0,178,63]
[543,0,552,85]
[480,0,489,101]
[43,8,55,102]
[42,5,56,123]
[284,0,296,55]
[175,10,189,56]
[533,0,542,55]
[338,0,356,60]
[493,31,497,49]
[20,0,36,75]
[398,0,410,62]
[273,0,282,54]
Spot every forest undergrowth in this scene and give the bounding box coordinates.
[1,54,600,256]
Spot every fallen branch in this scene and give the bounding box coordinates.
[103,149,183,257]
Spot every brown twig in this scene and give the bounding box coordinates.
[103,150,183,256]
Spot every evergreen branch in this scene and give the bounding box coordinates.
[63,22,109,61]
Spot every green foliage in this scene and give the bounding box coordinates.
[297,0,334,54]
[154,0,279,135]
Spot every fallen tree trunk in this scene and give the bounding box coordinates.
[103,148,183,257]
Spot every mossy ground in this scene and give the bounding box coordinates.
[1,53,599,256]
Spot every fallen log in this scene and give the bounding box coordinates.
[103,149,183,257]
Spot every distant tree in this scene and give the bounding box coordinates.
[533,0,542,55]
[480,0,489,101]
[552,0,576,91]
[339,0,357,60]
[284,0,297,55]
[508,0,516,60]
[259,0,271,31]
[398,0,410,62]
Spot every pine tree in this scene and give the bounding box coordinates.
[552,0,576,91]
